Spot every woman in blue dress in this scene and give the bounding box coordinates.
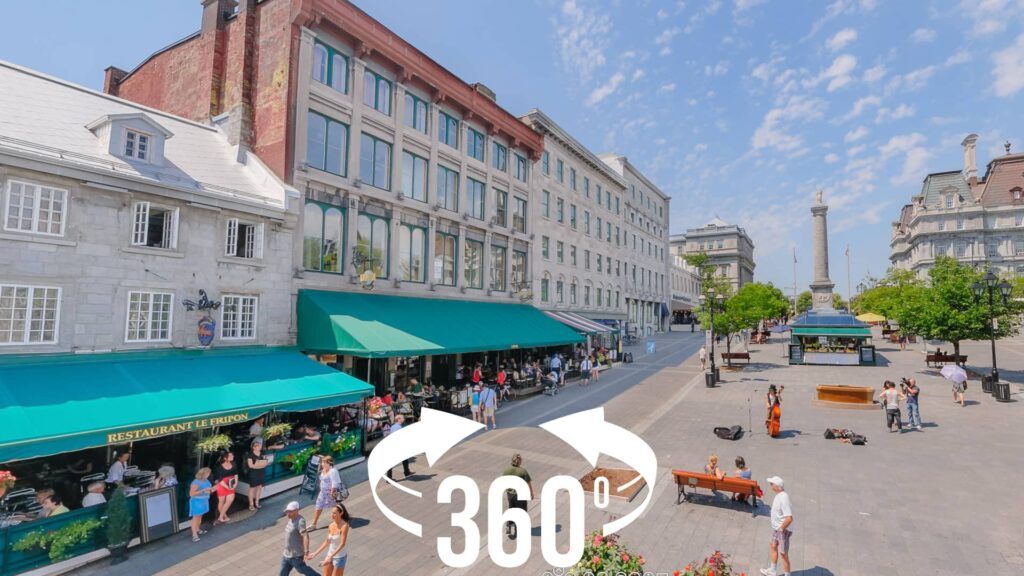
[189,467,214,542]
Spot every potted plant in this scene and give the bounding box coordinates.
[12,518,102,562]
[569,531,646,575]
[195,433,232,455]
[105,487,132,564]
[675,550,741,576]
[281,446,317,475]
[262,423,292,443]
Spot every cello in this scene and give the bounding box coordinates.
[765,385,783,438]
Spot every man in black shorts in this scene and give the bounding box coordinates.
[502,453,533,540]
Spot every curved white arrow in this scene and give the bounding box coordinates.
[367,407,484,537]
[539,407,657,535]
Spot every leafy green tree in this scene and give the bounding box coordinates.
[795,291,812,314]
[898,257,1022,357]
[852,268,921,317]
[832,292,847,311]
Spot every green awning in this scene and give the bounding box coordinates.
[298,289,585,357]
[793,327,872,337]
[0,347,373,463]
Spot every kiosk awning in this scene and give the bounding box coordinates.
[792,327,872,337]
[297,290,584,357]
[543,311,612,336]
[0,347,374,463]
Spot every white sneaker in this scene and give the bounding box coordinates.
[760,569,777,576]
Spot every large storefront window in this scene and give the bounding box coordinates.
[464,239,484,289]
[434,231,457,286]
[399,224,426,282]
[302,202,344,273]
[356,213,389,278]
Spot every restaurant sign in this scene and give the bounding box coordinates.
[106,412,250,444]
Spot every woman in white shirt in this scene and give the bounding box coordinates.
[82,481,107,507]
[106,451,131,485]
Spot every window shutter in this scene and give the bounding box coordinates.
[131,202,150,245]
[254,223,265,259]
[225,218,238,256]
[163,208,179,249]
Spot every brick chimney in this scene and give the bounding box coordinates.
[962,133,978,187]
[103,66,127,96]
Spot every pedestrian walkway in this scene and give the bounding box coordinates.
[71,332,1024,576]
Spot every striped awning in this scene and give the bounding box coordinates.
[543,311,613,336]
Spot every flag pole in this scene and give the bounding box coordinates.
[792,247,797,314]
[846,244,852,312]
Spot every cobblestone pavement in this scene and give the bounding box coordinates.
[72,331,1024,576]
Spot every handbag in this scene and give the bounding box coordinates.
[335,480,349,501]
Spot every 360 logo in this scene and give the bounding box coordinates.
[367,408,658,568]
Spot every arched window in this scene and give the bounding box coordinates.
[356,213,389,277]
[303,202,346,273]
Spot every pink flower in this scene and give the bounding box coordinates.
[592,555,601,566]
[638,555,645,565]
[621,553,630,562]
[593,534,603,546]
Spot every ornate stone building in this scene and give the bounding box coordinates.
[890,134,1024,277]
[671,218,756,292]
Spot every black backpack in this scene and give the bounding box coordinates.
[713,425,743,441]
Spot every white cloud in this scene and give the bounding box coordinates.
[992,34,1024,97]
[735,0,767,11]
[826,28,858,51]
[751,95,827,151]
[945,50,971,66]
[655,27,681,56]
[841,95,881,121]
[974,19,1006,34]
[863,64,886,83]
[694,143,709,152]
[657,82,677,94]
[823,54,858,91]
[688,98,699,106]
[631,68,647,81]
[656,8,670,20]
[704,61,730,76]
[555,0,612,84]
[910,28,937,43]
[875,104,916,123]
[586,72,625,106]
[824,152,840,163]
[847,144,866,156]
[845,125,869,142]
[890,65,937,92]
[805,0,878,40]
[879,133,931,185]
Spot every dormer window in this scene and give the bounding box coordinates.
[944,195,953,208]
[1012,188,1023,201]
[124,129,150,161]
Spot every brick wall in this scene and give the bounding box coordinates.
[114,33,219,123]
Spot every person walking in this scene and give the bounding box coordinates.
[213,451,238,525]
[310,456,345,530]
[479,383,498,430]
[385,415,413,480]
[903,378,922,430]
[699,345,707,372]
[188,468,214,542]
[952,374,966,407]
[580,355,593,386]
[760,476,793,576]
[881,380,905,433]
[307,503,350,575]
[502,454,533,540]
[280,501,319,576]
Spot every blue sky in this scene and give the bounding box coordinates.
[1,0,1022,295]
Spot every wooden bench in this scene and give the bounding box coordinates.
[672,470,759,515]
[720,352,751,364]
[925,354,967,367]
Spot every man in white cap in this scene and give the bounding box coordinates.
[280,501,318,575]
[760,476,793,576]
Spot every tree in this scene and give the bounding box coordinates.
[700,282,789,365]
[795,291,812,315]
[898,257,1023,357]
[852,268,922,317]
[832,292,847,312]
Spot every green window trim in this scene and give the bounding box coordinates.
[542,151,550,175]
[511,250,527,288]
[401,150,429,203]
[556,159,564,183]
[434,230,458,286]
[398,223,427,283]
[492,141,508,171]
[302,201,346,274]
[464,238,485,289]
[542,190,550,218]
[362,68,392,115]
[512,196,527,233]
[439,111,459,149]
[541,278,550,302]
[436,165,459,212]
[569,168,577,190]
[403,92,429,134]
[467,128,486,162]
[467,178,486,220]
[306,110,349,177]
[556,198,564,223]
[514,154,528,182]
[495,189,508,227]
[490,244,507,291]
[355,212,390,279]
[359,133,392,190]
[312,40,349,94]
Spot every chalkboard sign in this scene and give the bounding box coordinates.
[299,455,321,498]
[138,486,179,543]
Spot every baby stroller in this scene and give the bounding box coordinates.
[542,371,559,396]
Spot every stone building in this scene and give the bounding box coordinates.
[671,218,756,291]
[520,110,629,333]
[890,134,1024,277]
[106,0,543,311]
[670,255,702,324]
[0,61,296,354]
[599,154,672,335]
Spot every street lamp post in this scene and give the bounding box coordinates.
[699,289,725,386]
[972,270,1012,384]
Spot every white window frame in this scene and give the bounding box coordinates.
[124,291,174,343]
[3,179,68,237]
[0,284,61,345]
[124,128,152,161]
[221,294,259,340]
[131,201,179,249]
[224,218,265,259]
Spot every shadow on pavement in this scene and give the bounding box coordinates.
[791,568,837,576]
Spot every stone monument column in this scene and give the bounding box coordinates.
[810,190,834,309]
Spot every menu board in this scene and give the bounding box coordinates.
[138,486,179,543]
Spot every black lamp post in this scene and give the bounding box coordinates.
[972,270,1012,384]
[699,289,725,386]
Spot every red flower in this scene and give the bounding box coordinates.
[592,555,601,566]
[593,534,603,546]
[638,555,645,565]
[622,553,630,562]
[674,571,681,576]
